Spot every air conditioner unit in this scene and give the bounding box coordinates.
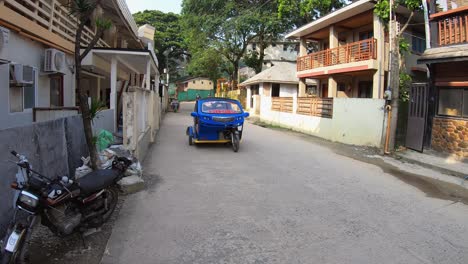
[10,64,34,85]
[44,48,65,72]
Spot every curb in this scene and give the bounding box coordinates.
[395,153,466,179]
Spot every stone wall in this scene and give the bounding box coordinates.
[431,117,468,158]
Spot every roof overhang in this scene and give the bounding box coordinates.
[85,48,159,75]
[418,44,468,64]
[285,0,376,39]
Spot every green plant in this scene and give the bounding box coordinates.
[399,72,412,102]
[89,99,106,122]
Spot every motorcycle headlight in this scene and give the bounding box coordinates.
[17,191,39,213]
[237,125,243,131]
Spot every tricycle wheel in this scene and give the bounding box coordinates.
[231,133,239,152]
[188,135,193,146]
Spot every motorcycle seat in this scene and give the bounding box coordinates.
[77,169,121,195]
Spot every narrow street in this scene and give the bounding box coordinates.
[101,102,468,264]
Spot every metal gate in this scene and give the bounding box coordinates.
[405,83,429,152]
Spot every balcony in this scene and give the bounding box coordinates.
[1,0,109,49]
[297,38,377,72]
[436,13,468,46]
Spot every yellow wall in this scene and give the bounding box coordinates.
[186,79,213,91]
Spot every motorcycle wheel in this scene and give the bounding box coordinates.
[188,135,193,146]
[231,133,240,152]
[89,187,119,228]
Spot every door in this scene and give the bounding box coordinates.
[322,84,328,98]
[50,75,64,107]
[405,83,429,152]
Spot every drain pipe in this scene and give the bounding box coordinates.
[384,105,392,154]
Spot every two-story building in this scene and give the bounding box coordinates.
[286,0,425,100]
[176,77,214,101]
[418,0,468,159]
[0,0,160,135]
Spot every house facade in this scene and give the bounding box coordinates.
[0,0,162,159]
[418,0,468,158]
[286,0,425,100]
[240,40,299,80]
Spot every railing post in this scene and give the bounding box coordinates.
[49,0,56,30]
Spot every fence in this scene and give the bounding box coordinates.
[0,115,88,237]
[297,38,377,71]
[297,97,333,118]
[33,107,79,122]
[271,97,293,113]
[260,97,385,147]
[178,89,213,101]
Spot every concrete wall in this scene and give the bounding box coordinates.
[260,97,385,147]
[92,109,116,135]
[0,115,88,236]
[0,31,75,130]
[280,84,298,97]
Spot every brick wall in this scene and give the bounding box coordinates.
[431,117,468,158]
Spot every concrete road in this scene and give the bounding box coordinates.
[102,102,468,264]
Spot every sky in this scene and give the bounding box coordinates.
[126,0,183,14]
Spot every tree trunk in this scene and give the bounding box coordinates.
[256,34,266,74]
[388,39,400,151]
[75,26,98,170]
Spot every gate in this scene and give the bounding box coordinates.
[405,83,429,152]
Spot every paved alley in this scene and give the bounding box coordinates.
[101,102,468,264]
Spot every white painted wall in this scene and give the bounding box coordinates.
[247,43,298,61]
[260,97,385,147]
[279,83,297,97]
[0,31,75,129]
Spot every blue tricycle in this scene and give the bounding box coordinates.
[186,98,249,152]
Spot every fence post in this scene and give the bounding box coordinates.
[293,95,298,114]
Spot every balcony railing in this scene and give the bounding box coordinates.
[437,13,468,46]
[3,0,109,47]
[297,38,377,72]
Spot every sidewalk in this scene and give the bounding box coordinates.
[395,149,468,179]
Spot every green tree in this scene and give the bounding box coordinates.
[71,0,111,170]
[278,0,346,27]
[133,10,188,80]
[182,0,260,87]
[374,0,421,151]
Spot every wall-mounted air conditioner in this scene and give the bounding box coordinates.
[44,48,65,72]
[10,64,34,85]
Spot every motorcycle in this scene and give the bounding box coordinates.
[0,151,132,264]
[170,99,180,113]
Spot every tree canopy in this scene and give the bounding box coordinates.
[278,0,346,28]
[133,10,188,79]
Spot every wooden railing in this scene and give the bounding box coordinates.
[437,13,468,46]
[3,0,109,47]
[297,38,377,71]
[271,97,293,113]
[297,97,333,118]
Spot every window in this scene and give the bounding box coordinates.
[193,81,195,84]
[202,81,204,84]
[412,35,426,53]
[358,81,373,98]
[201,100,241,114]
[9,66,36,113]
[252,43,257,50]
[50,75,64,107]
[272,83,280,97]
[283,44,289,51]
[438,88,468,117]
[338,83,346,92]
[272,43,277,47]
[359,31,374,40]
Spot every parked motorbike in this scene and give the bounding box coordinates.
[170,99,180,113]
[0,151,131,264]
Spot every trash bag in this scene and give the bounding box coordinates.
[75,157,92,179]
[97,130,114,152]
[98,149,116,169]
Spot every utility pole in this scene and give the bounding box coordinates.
[387,0,401,152]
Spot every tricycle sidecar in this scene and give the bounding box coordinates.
[186,98,249,152]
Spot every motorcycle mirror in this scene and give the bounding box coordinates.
[191,112,198,117]
[243,112,250,118]
[10,182,20,190]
